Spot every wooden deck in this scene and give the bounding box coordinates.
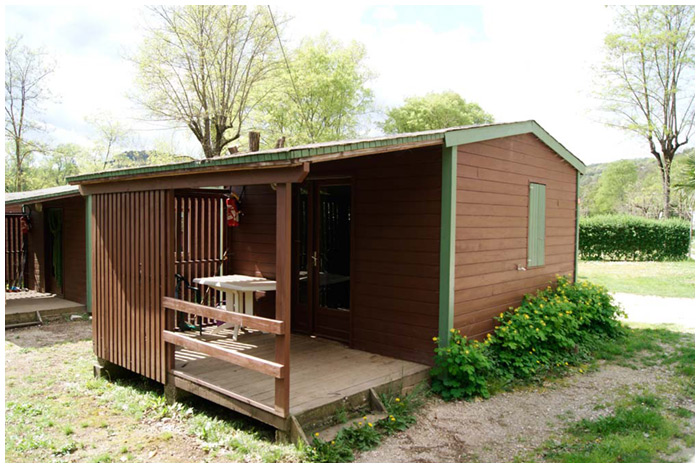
[171,328,429,430]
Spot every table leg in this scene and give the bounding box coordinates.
[232,291,244,340]
[212,291,237,336]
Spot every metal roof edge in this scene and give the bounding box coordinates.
[66,120,585,185]
[67,130,449,185]
[5,186,82,206]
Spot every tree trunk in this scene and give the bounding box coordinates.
[14,138,22,192]
[660,161,672,218]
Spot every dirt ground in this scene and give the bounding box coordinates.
[357,362,690,463]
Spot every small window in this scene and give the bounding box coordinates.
[527,183,546,267]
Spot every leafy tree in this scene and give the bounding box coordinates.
[36,143,84,186]
[674,149,695,194]
[5,36,55,191]
[597,5,695,218]
[256,33,374,147]
[132,5,280,158]
[381,91,494,134]
[590,159,638,215]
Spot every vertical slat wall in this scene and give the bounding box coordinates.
[174,190,227,317]
[92,190,174,383]
[5,214,24,287]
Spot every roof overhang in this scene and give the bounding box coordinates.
[5,185,82,206]
[66,120,585,191]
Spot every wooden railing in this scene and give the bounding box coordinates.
[163,297,289,417]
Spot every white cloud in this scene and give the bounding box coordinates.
[5,4,688,165]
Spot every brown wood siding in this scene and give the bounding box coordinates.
[44,197,86,304]
[222,147,442,365]
[309,147,442,365]
[454,133,577,340]
[5,214,24,287]
[92,190,173,383]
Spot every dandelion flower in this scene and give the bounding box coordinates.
[363,416,367,420]
[314,432,320,437]
[432,337,438,342]
[368,423,373,427]
[331,441,335,445]
[396,398,401,402]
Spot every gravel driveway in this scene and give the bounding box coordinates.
[615,293,696,332]
[356,363,678,463]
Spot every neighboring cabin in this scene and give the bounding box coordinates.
[5,185,87,306]
[66,120,584,439]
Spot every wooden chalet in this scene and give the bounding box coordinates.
[5,186,88,313]
[67,121,585,439]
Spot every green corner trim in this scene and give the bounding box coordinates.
[85,195,92,313]
[438,145,457,347]
[444,120,586,174]
[574,172,580,282]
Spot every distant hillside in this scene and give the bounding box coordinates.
[580,147,694,219]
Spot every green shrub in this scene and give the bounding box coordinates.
[430,330,493,400]
[489,276,626,380]
[431,276,627,398]
[304,435,353,463]
[579,215,691,261]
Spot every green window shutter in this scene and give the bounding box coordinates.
[528,183,546,267]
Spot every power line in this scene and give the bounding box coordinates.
[267,6,314,141]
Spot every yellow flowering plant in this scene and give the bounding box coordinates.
[305,432,353,462]
[431,329,492,400]
[488,276,626,380]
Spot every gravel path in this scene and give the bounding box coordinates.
[356,363,676,463]
[615,293,696,332]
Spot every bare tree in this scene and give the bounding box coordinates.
[5,36,54,191]
[85,112,131,170]
[598,5,695,218]
[132,5,281,158]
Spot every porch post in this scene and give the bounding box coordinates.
[438,145,456,347]
[275,182,292,417]
[85,195,92,313]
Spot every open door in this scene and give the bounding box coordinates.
[292,181,351,343]
[45,207,64,296]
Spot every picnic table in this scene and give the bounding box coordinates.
[192,274,276,340]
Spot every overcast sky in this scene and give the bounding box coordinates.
[4,4,691,165]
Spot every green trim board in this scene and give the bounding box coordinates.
[438,145,456,347]
[574,172,580,282]
[85,195,92,313]
[444,120,586,173]
[527,183,546,268]
[67,121,585,186]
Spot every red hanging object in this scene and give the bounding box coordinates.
[226,193,242,227]
[20,215,31,234]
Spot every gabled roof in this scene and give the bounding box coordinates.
[67,120,585,186]
[5,185,82,206]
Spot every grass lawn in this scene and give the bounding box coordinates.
[538,326,695,463]
[578,260,695,298]
[4,321,304,463]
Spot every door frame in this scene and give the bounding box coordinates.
[291,177,354,344]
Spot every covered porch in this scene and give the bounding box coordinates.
[79,140,443,437]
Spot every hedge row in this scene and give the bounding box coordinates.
[579,215,691,261]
